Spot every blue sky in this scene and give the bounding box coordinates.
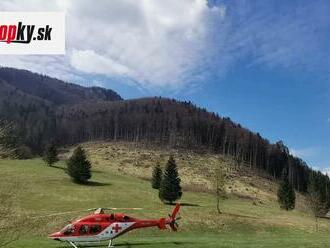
[0,0,329,171]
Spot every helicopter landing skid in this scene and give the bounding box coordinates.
[67,240,115,248]
[68,241,79,248]
[108,239,114,248]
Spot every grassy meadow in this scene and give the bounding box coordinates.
[1,142,330,247]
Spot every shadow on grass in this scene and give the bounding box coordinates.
[50,165,66,171]
[48,165,110,187]
[86,181,111,187]
[56,241,195,248]
[72,180,111,187]
[115,241,195,247]
[165,202,200,207]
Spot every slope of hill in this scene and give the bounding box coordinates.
[0,79,56,151]
[55,98,313,194]
[0,67,328,202]
[1,142,330,248]
[0,67,122,151]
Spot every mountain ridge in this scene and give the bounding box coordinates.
[0,67,123,106]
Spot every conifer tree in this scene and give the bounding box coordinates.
[159,155,182,204]
[67,146,91,184]
[277,169,295,211]
[43,143,59,166]
[151,162,162,189]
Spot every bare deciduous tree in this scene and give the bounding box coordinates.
[308,171,328,231]
[214,162,226,214]
[0,120,15,158]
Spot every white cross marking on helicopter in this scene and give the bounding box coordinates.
[112,224,122,233]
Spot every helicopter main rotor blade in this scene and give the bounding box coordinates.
[106,208,143,210]
[88,207,143,211]
[28,209,89,219]
[29,207,143,219]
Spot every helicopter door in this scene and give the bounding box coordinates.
[89,225,102,235]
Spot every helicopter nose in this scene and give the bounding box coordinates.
[49,232,61,241]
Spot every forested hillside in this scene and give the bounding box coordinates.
[0,79,55,151]
[0,67,122,151]
[55,98,312,192]
[0,67,328,201]
[0,67,122,105]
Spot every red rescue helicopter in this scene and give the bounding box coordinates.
[48,204,181,248]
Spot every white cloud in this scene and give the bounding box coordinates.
[0,0,328,91]
[310,165,330,176]
[321,168,330,176]
[70,50,131,76]
[0,0,226,90]
[0,54,83,83]
[290,146,330,175]
[291,147,319,158]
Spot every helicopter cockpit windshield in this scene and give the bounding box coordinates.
[60,224,75,235]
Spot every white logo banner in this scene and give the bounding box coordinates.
[0,12,65,54]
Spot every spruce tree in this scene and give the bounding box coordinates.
[43,143,59,166]
[277,169,295,211]
[159,155,182,204]
[151,162,162,189]
[67,146,91,184]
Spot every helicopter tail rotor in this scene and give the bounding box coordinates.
[171,203,180,219]
[169,203,181,231]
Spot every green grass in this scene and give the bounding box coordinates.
[1,150,330,247]
[10,232,330,248]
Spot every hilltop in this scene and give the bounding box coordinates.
[0,67,122,106]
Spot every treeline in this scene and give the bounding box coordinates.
[55,97,317,193]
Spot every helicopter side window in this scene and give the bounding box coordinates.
[79,225,89,235]
[61,224,75,236]
[90,225,102,234]
[123,215,130,221]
